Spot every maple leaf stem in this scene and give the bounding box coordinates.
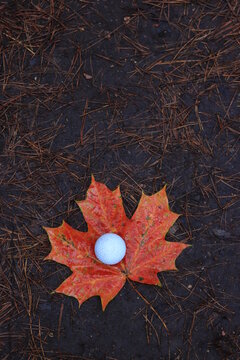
[58,303,64,341]
[127,278,169,334]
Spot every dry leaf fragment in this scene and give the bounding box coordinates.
[83,72,92,80]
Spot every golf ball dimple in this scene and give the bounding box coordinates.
[94,233,126,265]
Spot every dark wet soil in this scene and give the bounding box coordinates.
[0,1,239,359]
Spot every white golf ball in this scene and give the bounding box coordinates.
[94,233,126,265]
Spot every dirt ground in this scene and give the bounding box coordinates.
[0,1,240,359]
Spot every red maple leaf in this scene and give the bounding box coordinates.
[44,176,189,310]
